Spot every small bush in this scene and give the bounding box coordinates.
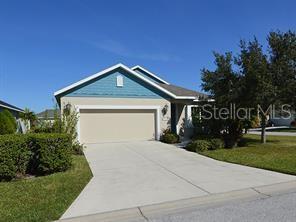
[0,110,17,135]
[237,138,248,147]
[208,138,224,150]
[291,120,296,127]
[72,141,84,155]
[160,129,179,144]
[0,135,32,181]
[186,140,210,152]
[28,134,72,175]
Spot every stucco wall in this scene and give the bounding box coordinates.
[61,97,171,132]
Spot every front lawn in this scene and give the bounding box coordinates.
[0,155,92,222]
[201,135,296,175]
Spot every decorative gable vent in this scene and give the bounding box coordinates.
[116,75,123,87]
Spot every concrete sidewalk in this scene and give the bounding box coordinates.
[248,131,296,136]
[60,141,295,220]
[58,180,296,222]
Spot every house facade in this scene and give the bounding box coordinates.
[54,64,206,144]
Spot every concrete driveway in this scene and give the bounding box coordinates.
[61,141,295,219]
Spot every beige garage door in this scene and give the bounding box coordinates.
[79,109,156,144]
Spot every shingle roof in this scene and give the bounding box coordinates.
[37,109,60,119]
[0,100,24,112]
[157,83,208,99]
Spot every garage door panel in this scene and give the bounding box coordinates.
[80,109,156,144]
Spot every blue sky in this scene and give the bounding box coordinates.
[0,0,295,112]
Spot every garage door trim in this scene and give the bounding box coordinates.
[75,105,161,143]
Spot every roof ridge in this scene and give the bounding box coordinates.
[131,65,170,85]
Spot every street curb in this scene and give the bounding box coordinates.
[56,207,145,222]
[57,180,296,222]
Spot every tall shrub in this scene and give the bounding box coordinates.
[53,104,83,154]
[0,110,17,135]
[28,134,72,175]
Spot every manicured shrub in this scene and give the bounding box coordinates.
[0,133,73,181]
[290,120,296,127]
[160,129,179,144]
[186,140,210,152]
[0,110,17,135]
[208,138,224,150]
[0,135,31,181]
[28,134,72,175]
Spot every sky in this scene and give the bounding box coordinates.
[0,0,296,112]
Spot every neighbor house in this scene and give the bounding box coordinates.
[54,64,206,144]
[0,100,24,118]
[37,109,60,124]
[0,100,27,133]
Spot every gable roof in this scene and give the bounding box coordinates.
[54,63,204,101]
[37,109,60,119]
[131,65,170,85]
[0,100,24,113]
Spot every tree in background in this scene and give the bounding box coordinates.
[20,108,37,130]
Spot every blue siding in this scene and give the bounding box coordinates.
[133,68,165,84]
[64,68,170,99]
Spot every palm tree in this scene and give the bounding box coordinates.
[20,108,37,130]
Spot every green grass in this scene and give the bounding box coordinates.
[201,134,296,175]
[0,155,92,222]
[266,127,296,133]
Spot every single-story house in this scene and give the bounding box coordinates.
[0,100,27,133]
[0,100,24,118]
[54,64,206,144]
[37,109,60,123]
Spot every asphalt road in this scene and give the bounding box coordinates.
[147,192,296,222]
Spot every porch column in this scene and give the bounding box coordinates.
[185,105,193,128]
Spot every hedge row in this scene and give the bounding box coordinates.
[0,134,72,181]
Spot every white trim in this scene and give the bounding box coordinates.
[54,63,196,100]
[131,65,170,85]
[175,104,179,134]
[0,104,24,113]
[75,105,161,142]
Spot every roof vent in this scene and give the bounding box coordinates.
[116,75,123,87]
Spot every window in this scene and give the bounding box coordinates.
[116,75,123,87]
